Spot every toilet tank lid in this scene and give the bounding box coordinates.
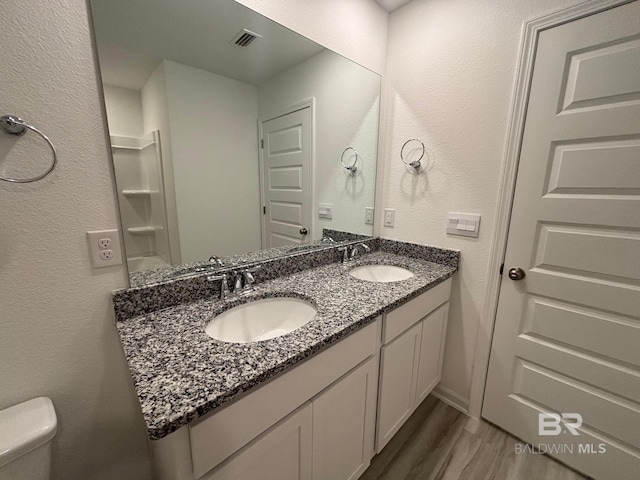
[0,397,57,468]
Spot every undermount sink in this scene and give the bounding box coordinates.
[205,297,317,343]
[349,264,414,283]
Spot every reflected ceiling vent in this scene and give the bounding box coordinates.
[230,29,262,48]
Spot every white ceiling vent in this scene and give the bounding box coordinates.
[230,29,262,48]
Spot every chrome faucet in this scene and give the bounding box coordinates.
[338,243,371,263]
[207,272,231,299]
[238,266,260,294]
[350,243,371,261]
[207,266,261,299]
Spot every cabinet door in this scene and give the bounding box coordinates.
[312,357,378,480]
[415,302,449,405]
[375,322,422,453]
[203,403,312,480]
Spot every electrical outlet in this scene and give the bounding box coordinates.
[98,237,112,249]
[100,249,114,260]
[365,207,374,225]
[87,230,123,268]
[384,208,395,227]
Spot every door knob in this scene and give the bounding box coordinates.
[508,267,526,281]
[299,228,308,235]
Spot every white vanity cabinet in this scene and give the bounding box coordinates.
[151,275,453,480]
[201,403,313,480]
[152,319,380,480]
[202,356,379,480]
[415,303,449,404]
[312,357,378,480]
[376,321,423,450]
[375,278,452,453]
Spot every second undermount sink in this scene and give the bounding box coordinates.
[349,264,414,283]
[205,297,317,343]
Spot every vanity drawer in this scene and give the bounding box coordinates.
[382,278,451,345]
[189,318,380,478]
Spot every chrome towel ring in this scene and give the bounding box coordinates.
[341,147,358,175]
[400,138,425,172]
[0,115,58,183]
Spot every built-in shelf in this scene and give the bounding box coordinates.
[122,189,154,198]
[127,226,163,236]
[110,134,155,151]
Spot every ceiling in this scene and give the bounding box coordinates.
[90,0,325,90]
[374,0,413,12]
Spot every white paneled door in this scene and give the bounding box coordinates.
[483,3,640,480]
[261,107,312,248]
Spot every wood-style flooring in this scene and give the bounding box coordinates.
[361,395,590,480]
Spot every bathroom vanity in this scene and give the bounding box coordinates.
[113,240,458,480]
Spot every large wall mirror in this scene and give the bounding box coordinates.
[90,0,380,286]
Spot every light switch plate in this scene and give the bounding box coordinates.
[384,208,395,227]
[446,213,481,238]
[87,229,123,268]
[318,203,333,219]
[365,207,374,225]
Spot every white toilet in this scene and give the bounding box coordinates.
[0,397,57,480]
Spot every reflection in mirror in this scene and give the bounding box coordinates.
[90,0,380,286]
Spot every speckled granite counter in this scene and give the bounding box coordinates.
[116,248,457,440]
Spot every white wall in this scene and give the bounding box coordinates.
[380,0,582,411]
[0,1,152,479]
[235,0,389,75]
[142,63,183,265]
[162,60,262,261]
[102,84,144,137]
[258,50,380,240]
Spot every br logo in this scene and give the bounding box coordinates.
[538,413,582,436]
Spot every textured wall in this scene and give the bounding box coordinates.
[380,0,581,409]
[0,1,152,479]
[235,0,389,75]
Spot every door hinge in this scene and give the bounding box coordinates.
[499,263,504,275]
[263,206,266,215]
[261,139,264,149]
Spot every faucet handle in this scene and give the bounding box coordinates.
[208,255,225,267]
[337,246,350,263]
[349,243,371,260]
[240,266,261,291]
[234,272,243,291]
[207,273,231,300]
[206,272,226,282]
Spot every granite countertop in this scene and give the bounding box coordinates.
[116,251,456,440]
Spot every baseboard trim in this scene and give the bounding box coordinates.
[463,415,481,434]
[432,385,469,415]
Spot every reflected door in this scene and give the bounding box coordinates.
[261,106,312,248]
[483,3,640,480]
